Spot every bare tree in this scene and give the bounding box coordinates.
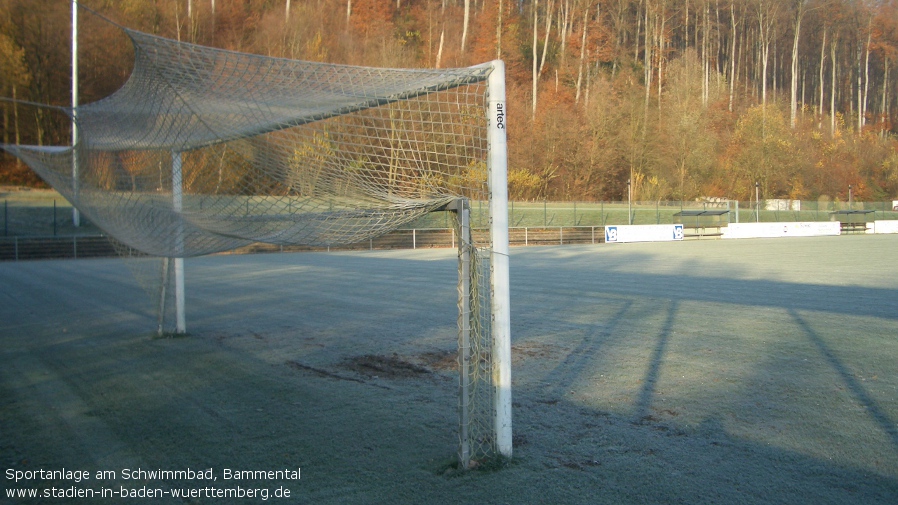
[729,0,739,112]
[539,0,555,78]
[435,1,445,68]
[644,0,653,110]
[575,4,588,104]
[860,5,874,131]
[756,0,780,110]
[818,24,827,129]
[496,0,503,60]
[789,0,810,129]
[831,34,838,135]
[532,0,539,119]
[461,0,470,53]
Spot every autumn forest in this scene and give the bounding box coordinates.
[1,0,897,202]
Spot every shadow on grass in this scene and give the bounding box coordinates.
[633,299,679,423]
[791,308,898,452]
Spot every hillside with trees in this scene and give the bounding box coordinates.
[2,0,897,202]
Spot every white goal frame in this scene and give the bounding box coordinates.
[2,9,512,465]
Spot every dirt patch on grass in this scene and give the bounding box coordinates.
[414,350,458,371]
[342,354,433,379]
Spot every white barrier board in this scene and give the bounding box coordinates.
[722,221,840,239]
[605,224,684,243]
[870,220,898,234]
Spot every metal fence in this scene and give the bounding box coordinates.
[404,199,898,229]
[0,226,611,261]
[4,192,897,261]
[0,235,120,261]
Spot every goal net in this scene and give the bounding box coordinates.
[1,23,510,467]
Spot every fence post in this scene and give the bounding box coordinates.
[3,200,7,236]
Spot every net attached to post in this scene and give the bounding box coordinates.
[0,23,507,466]
[4,28,494,256]
[454,200,496,466]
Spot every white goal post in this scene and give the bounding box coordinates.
[0,14,511,468]
[487,62,512,459]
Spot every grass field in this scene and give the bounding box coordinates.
[1,235,897,504]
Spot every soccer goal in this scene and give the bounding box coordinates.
[0,19,510,467]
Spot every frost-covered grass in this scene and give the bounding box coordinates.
[1,234,896,504]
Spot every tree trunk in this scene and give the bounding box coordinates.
[436,29,444,68]
[729,2,737,112]
[736,10,745,99]
[497,0,503,60]
[13,84,20,146]
[773,35,778,101]
[857,44,863,132]
[790,3,804,129]
[436,0,446,68]
[634,0,642,62]
[2,95,7,145]
[539,0,554,77]
[559,0,570,63]
[34,109,43,147]
[585,47,591,107]
[862,29,871,130]
[644,0,652,111]
[575,7,587,104]
[715,0,721,96]
[658,1,665,107]
[818,27,826,129]
[461,0,470,53]
[702,0,709,106]
[831,38,837,136]
[759,6,771,109]
[532,0,539,119]
[882,58,889,137]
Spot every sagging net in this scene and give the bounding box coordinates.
[3,27,493,257]
[1,23,501,464]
